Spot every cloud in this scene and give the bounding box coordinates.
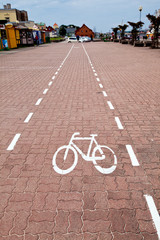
[3,0,160,31]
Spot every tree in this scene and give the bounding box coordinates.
[128,21,144,44]
[112,27,119,39]
[59,25,67,36]
[118,24,128,39]
[99,33,104,40]
[146,14,160,48]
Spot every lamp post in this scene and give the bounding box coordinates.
[139,6,143,22]
[139,6,143,35]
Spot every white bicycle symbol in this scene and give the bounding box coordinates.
[52,132,117,175]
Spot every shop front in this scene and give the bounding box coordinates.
[0,24,8,49]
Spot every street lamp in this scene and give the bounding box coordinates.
[139,6,143,35]
[139,6,143,22]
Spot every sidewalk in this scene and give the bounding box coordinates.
[0,42,160,239]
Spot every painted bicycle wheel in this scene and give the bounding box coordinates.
[52,145,78,175]
[92,145,117,174]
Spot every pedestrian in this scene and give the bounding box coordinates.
[35,34,39,46]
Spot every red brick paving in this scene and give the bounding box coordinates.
[0,42,160,239]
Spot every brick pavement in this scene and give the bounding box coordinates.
[0,42,160,239]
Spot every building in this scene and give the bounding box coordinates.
[0,3,28,23]
[53,23,59,30]
[36,22,46,31]
[46,25,58,38]
[66,25,79,37]
[75,24,94,39]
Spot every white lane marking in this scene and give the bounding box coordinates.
[52,76,55,80]
[48,81,53,86]
[93,69,96,72]
[107,101,114,110]
[43,89,48,94]
[7,133,21,151]
[102,91,107,97]
[94,73,98,76]
[144,195,160,239]
[126,145,140,166]
[35,98,42,106]
[24,113,33,123]
[55,72,58,75]
[115,117,124,130]
[82,44,92,63]
[96,78,100,82]
[58,68,60,71]
[99,84,103,88]
[62,44,74,65]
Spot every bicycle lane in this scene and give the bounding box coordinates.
[82,42,160,240]
[0,42,159,240]
[0,43,73,154]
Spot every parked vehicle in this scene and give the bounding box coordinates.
[67,37,77,43]
[79,36,91,42]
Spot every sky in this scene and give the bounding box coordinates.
[1,0,160,32]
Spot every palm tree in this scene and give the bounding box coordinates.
[146,14,160,48]
[128,21,144,44]
[112,27,119,40]
[118,24,128,39]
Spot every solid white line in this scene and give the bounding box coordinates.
[48,81,53,86]
[102,91,107,97]
[24,113,33,123]
[52,76,55,80]
[126,145,140,166]
[115,117,124,129]
[107,101,114,110]
[144,195,160,239]
[7,133,21,151]
[43,89,48,94]
[96,78,100,82]
[35,98,42,106]
[99,84,103,88]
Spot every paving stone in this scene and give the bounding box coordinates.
[68,211,83,233]
[83,219,111,233]
[54,210,69,233]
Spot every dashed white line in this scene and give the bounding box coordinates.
[94,73,98,76]
[99,83,103,88]
[52,76,55,80]
[115,117,124,129]
[43,89,48,94]
[24,113,33,123]
[35,98,42,106]
[7,133,21,151]
[96,78,100,82]
[102,91,107,97]
[107,101,114,110]
[144,195,160,239]
[48,81,53,86]
[93,69,96,72]
[126,145,140,166]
